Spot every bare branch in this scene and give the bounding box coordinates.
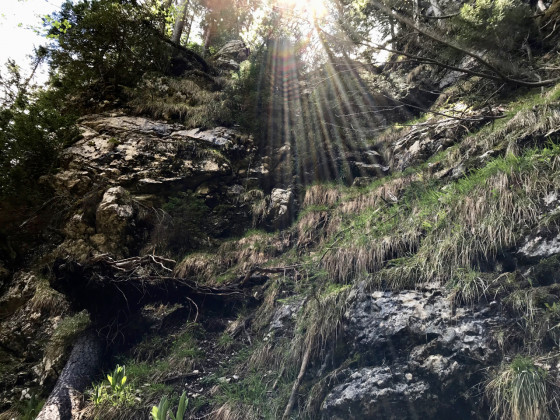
[367,0,560,87]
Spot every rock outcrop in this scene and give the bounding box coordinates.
[322,285,505,419]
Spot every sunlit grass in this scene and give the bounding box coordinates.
[487,356,550,420]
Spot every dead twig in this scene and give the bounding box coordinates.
[282,343,313,419]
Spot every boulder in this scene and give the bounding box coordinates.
[0,272,36,318]
[262,188,295,230]
[59,114,254,193]
[213,40,249,71]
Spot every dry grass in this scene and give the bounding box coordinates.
[213,402,261,420]
[250,197,268,228]
[303,185,341,207]
[0,410,21,420]
[339,175,417,215]
[322,230,422,284]
[78,402,148,420]
[174,253,218,283]
[217,231,292,274]
[128,75,234,128]
[311,141,560,288]
[450,269,495,306]
[296,210,330,249]
[294,286,351,363]
[447,104,560,169]
[29,278,69,315]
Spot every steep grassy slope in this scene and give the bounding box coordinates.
[73,84,560,419]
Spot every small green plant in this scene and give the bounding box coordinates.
[486,355,549,420]
[151,392,188,420]
[107,364,127,393]
[91,383,105,405]
[107,136,120,149]
[90,364,134,407]
[151,395,170,420]
[17,394,44,420]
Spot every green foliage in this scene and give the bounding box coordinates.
[217,332,235,351]
[151,392,188,420]
[50,310,91,349]
[16,394,45,420]
[107,365,128,394]
[0,62,79,199]
[456,0,532,56]
[46,0,170,104]
[124,324,204,392]
[42,15,71,39]
[450,269,492,306]
[91,364,135,407]
[151,395,170,420]
[225,55,270,133]
[218,373,268,406]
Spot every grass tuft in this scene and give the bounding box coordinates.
[486,355,551,420]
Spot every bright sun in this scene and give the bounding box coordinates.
[276,0,328,21]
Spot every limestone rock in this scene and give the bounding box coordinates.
[262,188,294,230]
[95,186,135,256]
[59,114,254,193]
[269,298,304,333]
[321,286,504,418]
[518,229,560,259]
[0,272,36,318]
[323,366,435,419]
[213,40,249,71]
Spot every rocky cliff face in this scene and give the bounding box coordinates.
[2,53,560,420]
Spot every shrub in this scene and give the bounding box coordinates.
[456,0,533,58]
[45,0,171,105]
[0,62,79,199]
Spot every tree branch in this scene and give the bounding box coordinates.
[368,0,560,87]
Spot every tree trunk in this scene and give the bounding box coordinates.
[171,0,190,45]
[184,12,195,45]
[413,0,420,42]
[36,332,102,420]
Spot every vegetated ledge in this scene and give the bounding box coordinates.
[164,89,560,419]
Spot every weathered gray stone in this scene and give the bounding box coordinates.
[60,114,254,193]
[518,231,560,259]
[95,186,135,256]
[262,188,294,229]
[0,272,36,318]
[323,366,435,420]
[321,285,503,419]
[269,298,304,332]
[213,40,249,71]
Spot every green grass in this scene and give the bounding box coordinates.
[128,81,560,419]
[486,355,550,420]
[319,141,560,284]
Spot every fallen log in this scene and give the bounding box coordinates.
[36,331,102,420]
